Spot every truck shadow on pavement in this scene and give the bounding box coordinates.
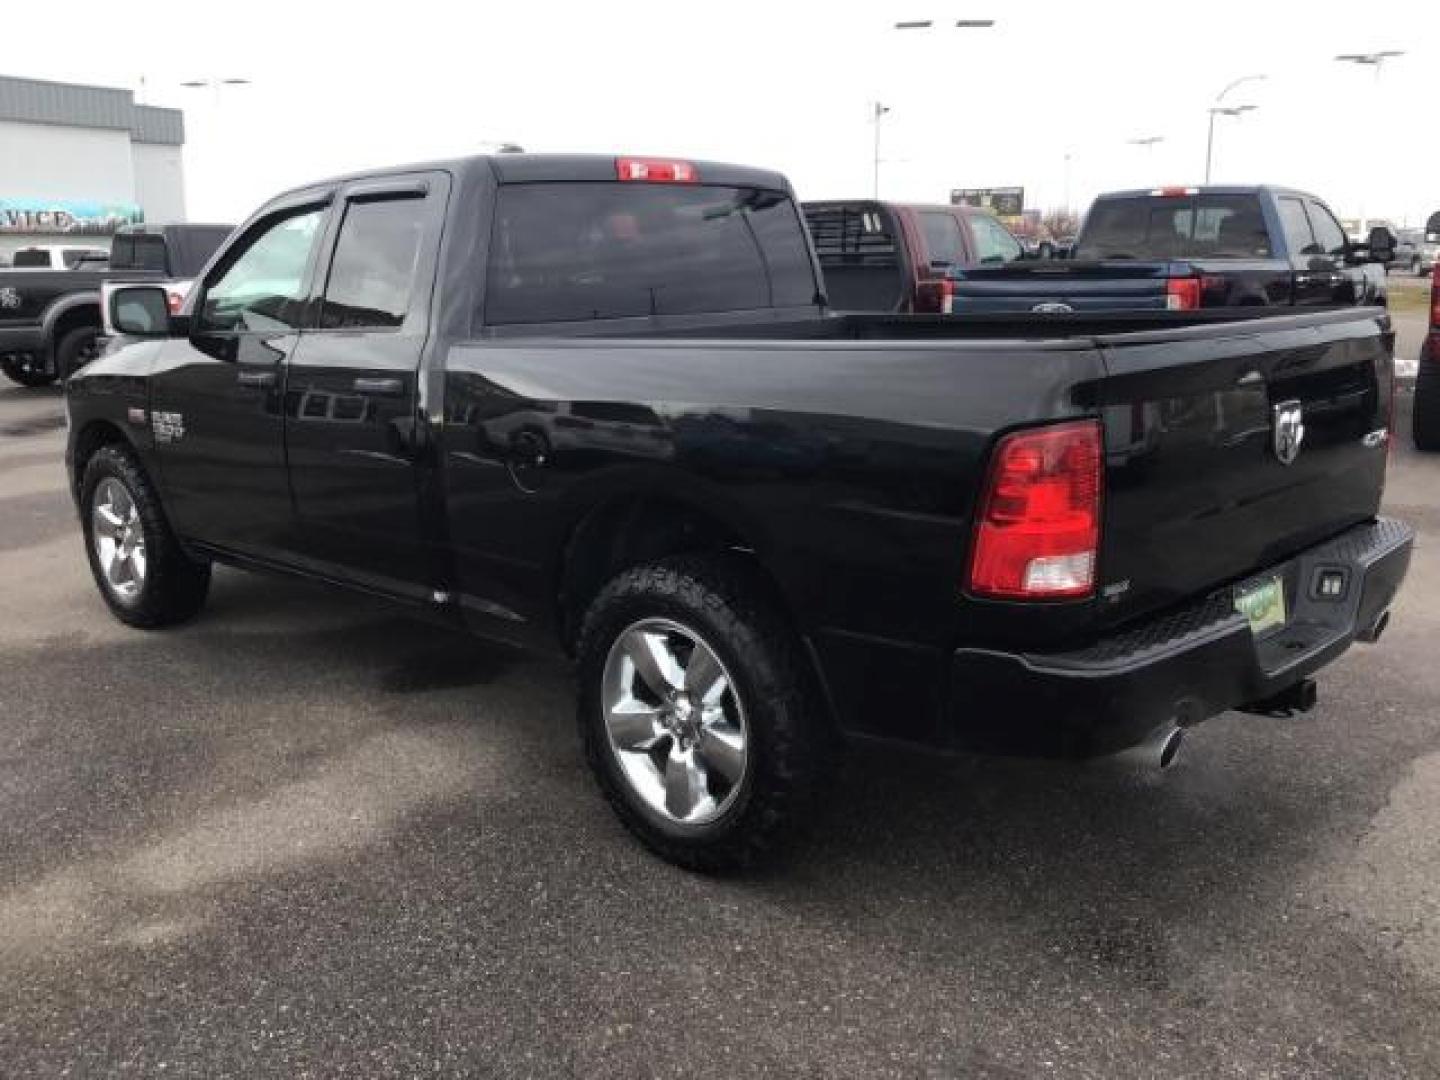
[4,566,1438,1074]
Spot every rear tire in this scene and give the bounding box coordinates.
[0,353,57,388]
[576,556,831,871]
[55,325,101,381]
[1414,358,1440,452]
[80,444,211,627]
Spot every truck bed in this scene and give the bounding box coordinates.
[451,305,1394,658]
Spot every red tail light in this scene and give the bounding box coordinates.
[1165,276,1202,310]
[1430,262,1439,329]
[166,291,184,315]
[968,420,1103,600]
[941,277,955,315]
[616,157,698,183]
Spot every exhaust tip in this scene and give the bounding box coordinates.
[1359,610,1390,644]
[1157,726,1185,770]
[1295,678,1318,713]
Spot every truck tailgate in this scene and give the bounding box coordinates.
[951,261,1182,313]
[1094,308,1392,628]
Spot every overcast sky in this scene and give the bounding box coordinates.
[18,0,1438,227]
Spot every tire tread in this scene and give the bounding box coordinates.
[81,444,210,628]
[576,555,830,871]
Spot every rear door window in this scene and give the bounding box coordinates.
[919,211,965,267]
[1278,197,1318,255]
[320,197,427,330]
[1305,200,1349,257]
[485,183,817,325]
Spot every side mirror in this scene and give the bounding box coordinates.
[1366,226,1396,264]
[108,285,174,337]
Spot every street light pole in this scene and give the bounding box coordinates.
[1334,51,1403,226]
[1127,135,1164,173]
[180,77,251,106]
[1204,105,1258,183]
[871,102,890,198]
[1204,74,1266,184]
[882,18,995,197]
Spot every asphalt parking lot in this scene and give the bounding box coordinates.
[1,345,1437,1077]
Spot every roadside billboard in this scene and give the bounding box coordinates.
[0,198,144,236]
[950,187,1025,219]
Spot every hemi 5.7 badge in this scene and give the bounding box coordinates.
[151,411,185,442]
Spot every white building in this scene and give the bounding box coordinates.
[0,74,186,259]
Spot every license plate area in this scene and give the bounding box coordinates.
[1234,574,1287,637]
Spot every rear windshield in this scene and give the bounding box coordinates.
[110,235,168,272]
[168,226,233,276]
[1074,195,1271,260]
[484,183,818,325]
[803,205,900,268]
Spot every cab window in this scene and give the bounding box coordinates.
[1278,197,1318,256]
[970,214,1023,264]
[199,208,324,332]
[320,197,426,330]
[1305,200,1349,257]
[919,212,965,267]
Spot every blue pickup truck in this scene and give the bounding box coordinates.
[947,185,1393,314]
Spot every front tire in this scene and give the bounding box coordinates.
[577,557,830,871]
[55,325,101,381]
[80,445,211,627]
[0,353,57,388]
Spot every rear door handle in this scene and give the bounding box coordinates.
[353,376,404,396]
[237,369,276,388]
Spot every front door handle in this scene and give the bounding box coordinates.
[237,369,276,388]
[354,376,404,397]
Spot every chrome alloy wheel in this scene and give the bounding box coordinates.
[91,477,147,602]
[601,618,749,826]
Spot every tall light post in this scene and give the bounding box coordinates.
[180,77,251,104]
[1204,105,1258,183]
[871,101,890,198]
[1335,50,1405,83]
[178,79,252,221]
[1126,136,1165,185]
[1204,74,1265,183]
[878,17,995,197]
[1334,51,1403,226]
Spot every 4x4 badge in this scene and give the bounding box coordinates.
[1272,400,1304,465]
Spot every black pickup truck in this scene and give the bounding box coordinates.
[948,185,1393,314]
[0,222,231,387]
[70,154,1412,869]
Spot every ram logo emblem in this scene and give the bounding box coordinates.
[1272,400,1305,466]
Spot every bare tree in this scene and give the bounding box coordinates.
[1041,208,1081,239]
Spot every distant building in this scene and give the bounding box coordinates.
[0,74,186,258]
